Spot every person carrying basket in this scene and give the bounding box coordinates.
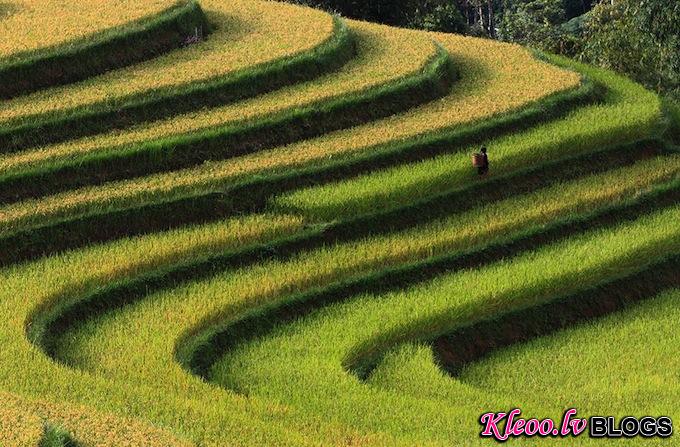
[472,146,489,177]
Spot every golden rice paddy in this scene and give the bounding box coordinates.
[0,0,174,60]
[0,0,335,123]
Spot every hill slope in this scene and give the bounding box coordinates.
[1,0,678,445]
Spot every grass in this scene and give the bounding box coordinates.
[39,426,75,447]
[431,257,679,378]
[274,58,662,221]
[460,288,680,415]
[371,281,680,445]
[0,393,44,447]
[0,24,453,203]
[0,34,579,237]
[0,391,192,447]
[0,0,173,60]
[0,1,209,99]
[33,399,193,447]
[0,0,341,150]
[1,1,677,444]
[210,205,680,446]
[36,155,678,439]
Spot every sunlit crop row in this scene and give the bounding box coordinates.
[2,154,676,446]
[56,155,680,391]
[0,0,173,60]
[0,0,334,123]
[460,288,680,417]
[0,391,192,446]
[0,0,674,444]
[274,59,661,220]
[0,20,437,176]
[0,32,579,234]
[212,205,680,446]
[0,213,334,446]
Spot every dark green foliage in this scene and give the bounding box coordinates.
[561,12,588,34]
[582,0,680,95]
[563,0,592,20]
[288,0,410,24]
[497,0,575,53]
[664,98,680,144]
[406,1,469,34]
[40,425,79,447]
[289,0,468,33]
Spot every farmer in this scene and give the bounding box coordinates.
[477,146,489,177]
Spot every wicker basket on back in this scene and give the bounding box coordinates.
[472,153,485,167]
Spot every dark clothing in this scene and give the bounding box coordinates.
[477,153,489,176]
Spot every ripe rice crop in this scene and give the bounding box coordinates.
[0,393,43,447]
[50,157,679,425]
[31,396,194,447]
[0,215,324,446]
[1,156,675,446]
[0,20,437,177]
[1,0,677,444]
[0,33,579,234]
[0,0,335,123]
[274,58,662,220]
[0,0,173,60]
[212,205,680,446]
[0,391,193,446]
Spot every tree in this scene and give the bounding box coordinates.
[451,0,498,36]
[497,0,570,53]
[563,0,593,20]
[582,0,680,94]
[406,1,468,34]
[288,0,468,34]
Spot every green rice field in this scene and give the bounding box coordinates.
[0,0,678,445]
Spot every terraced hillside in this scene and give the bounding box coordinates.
[1,0,678,445]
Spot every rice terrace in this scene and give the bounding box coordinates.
[0,0,678,445]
